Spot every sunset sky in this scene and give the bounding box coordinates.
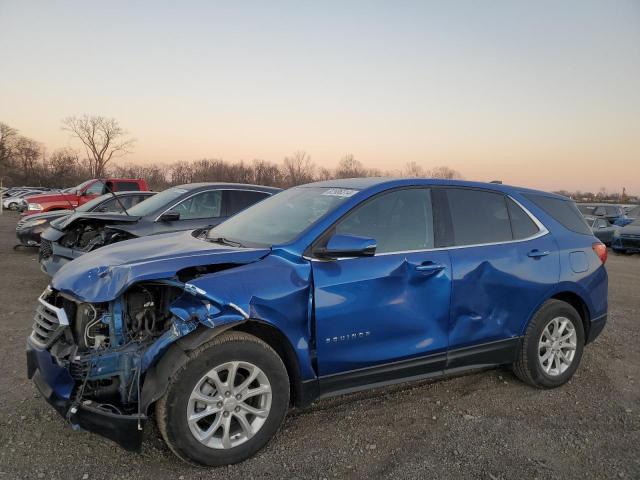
[1,1,639,193]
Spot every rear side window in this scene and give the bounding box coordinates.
[115,181,141,192]
[507,198,540,239]
[524,194,591,235]
[225,190,270,216]
[445,188,512,246]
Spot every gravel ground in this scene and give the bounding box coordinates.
[0,211,638,480]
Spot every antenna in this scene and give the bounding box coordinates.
[102,179,130,216]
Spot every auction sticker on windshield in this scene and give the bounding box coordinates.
[321,188,358,197]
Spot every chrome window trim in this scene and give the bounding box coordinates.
[305,193,550,261]
[154,188,272,222]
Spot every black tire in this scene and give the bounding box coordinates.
[156,331,290,466]
[8,202,18,211]
[513,299,585,388]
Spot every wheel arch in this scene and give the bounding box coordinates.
[523,289,592,343]
[231,321,305,408]
[548,291,591,342]
[140,318,306,414]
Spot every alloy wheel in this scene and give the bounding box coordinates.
[187,361,272,449]
[538,316,577,376]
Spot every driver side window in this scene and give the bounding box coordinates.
[85,181,105,195]
[173,190,223,220]
[334,188,434,254]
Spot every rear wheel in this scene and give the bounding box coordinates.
[513,300,585,388]
[8,202,18,211]
[156,331,290,466]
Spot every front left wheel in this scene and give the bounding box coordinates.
[156,331,290,466]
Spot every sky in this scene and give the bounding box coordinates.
[0,0,639,194]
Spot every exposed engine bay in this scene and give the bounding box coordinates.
[39,283,183,414]
[59,221,134,252]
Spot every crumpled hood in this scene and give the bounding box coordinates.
[51,230,271,302]
[20,209,73,222]
[53,212,142,231]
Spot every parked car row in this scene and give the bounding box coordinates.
[577,202,638,227]
[21,177,608,467]
[576,202,640,253]
[38,183,279,275]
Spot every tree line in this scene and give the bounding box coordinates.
[0,117,462,191]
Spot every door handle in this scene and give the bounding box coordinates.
[415,262,446,274]
[527,249,550,258]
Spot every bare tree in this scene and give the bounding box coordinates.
[335,154,366,178]
[402,161,426,177]
[62,115,135,177]
[14,136,43,180]
[428,166,463,180]
[0,122,19,172]
[282,150,315,186]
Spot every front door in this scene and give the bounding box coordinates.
[311,187,452,390]
[154,189,226,234]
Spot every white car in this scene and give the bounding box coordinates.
[2,191,40,210]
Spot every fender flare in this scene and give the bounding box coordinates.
[139,321,245,414]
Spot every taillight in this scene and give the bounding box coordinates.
[592,242,608,264]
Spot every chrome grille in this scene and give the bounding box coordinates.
[29,291,68,349]
[39,239,53,260]
[16,218,27,230]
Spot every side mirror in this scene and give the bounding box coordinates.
[159,211,180,222]
[314,234,376,259]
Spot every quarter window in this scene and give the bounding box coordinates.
[445,188,512,246]
[524,194,591,236]
[115,181,141,192]
[333,188,433,253]
[173,190,222,220]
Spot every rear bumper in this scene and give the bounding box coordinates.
[586,314,607,344]
[26,340,146,452]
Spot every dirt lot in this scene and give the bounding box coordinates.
[0,211,638,480]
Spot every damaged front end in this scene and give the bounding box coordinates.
[58,221,135,253]
[26,278,249,451]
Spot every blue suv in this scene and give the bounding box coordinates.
[26,178,608,466]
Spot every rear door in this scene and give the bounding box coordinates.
[312,187,451,389]
[441,188,559,367]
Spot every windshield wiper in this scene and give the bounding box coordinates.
[209,236,244,248]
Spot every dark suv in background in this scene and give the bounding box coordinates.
[39,183,280,276]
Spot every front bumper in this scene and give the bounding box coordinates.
[26,340,146,452]
[16,227,43,247]
[612,236,640,252]
[40,254,70,276]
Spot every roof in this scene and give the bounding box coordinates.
[301,177,566,199]
[173,182,281,193]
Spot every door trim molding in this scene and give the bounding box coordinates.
[311,337,522,401]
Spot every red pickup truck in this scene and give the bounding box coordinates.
[21,178,149,216]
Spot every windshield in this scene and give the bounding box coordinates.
[207,187,358,246]
[127,187,188,217]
